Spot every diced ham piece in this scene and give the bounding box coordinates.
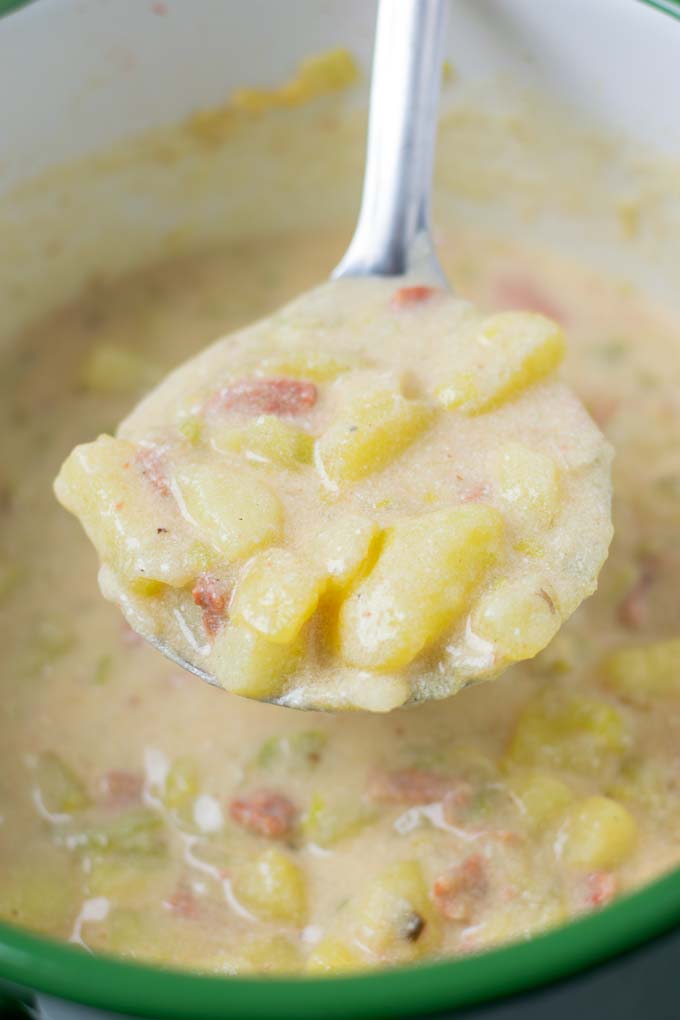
[210,378,317,416]
[441,784,473,824]
[99,769,144,809]
[391,285,437,309]
[164,882,199,919]
[134,445,171,496]
[617,556,658,631]
[432,855,488,923]
[229,789,297,839]
[460,481,490,504]
[586,871,617,909]
[492,274,566,325]
[192,573,230,636]
[367,768,455,804]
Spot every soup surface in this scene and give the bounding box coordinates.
[2,98,680,969]
[54,278,611,711]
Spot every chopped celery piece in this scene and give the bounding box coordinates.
[67,809,166,857]
[252,730,327,771]
[178,415,203,445]
[302,792,374,847]
[163,757,199,811]
[34,752,90,814]
[25,617,76,674]
[93,653,114,685]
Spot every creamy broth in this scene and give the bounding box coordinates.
[1,218,679,972]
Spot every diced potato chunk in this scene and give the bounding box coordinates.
[54,435,208,587]
[508,770,574,831]
[0,861,79,935]
[209,415,314,468]
[472,576,561,662]
[311,515,379,590]
[315,389,433,487]
[435,311,565,414]
[494,442,561,530]
[306,938,362,974]
[561,796,637,870]
[259,351,357,382]
[601,638,680,705]
[238,936,303,975]
[210,622,301,699]
[232,848,307,925]
[176,462,282,563]
[232,549,325,644]
[338,506,504,670]
[507,694,628,771]
[355,861,441,961]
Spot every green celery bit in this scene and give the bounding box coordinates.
[68,809,166,857]
[163,757,199,810]
[25,617,76,675]
[93,653,114,685]
[252,730,327,771]
[302,792,375,848]
[34,752,90,814]
[178,416,204,446]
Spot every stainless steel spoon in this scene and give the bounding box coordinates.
[150,0,450,700]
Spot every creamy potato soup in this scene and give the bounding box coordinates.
[2,58,680,974]
[1,227,679,974]
[55,279,611,711]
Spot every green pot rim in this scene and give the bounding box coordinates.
[1,0,680,1016]
[1,868,680,1019]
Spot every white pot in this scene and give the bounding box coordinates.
[1,2,679,1018]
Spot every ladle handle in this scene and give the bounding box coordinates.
[333,0,448,283]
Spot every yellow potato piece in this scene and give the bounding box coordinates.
[232,548,325,644]
[507,694,628,772]
[315,389,433,487]
[338,505,504,670]
[54,435,208,587]
[561,796,637,870]
[508,770,574,832]
[306,938,363,975]
[472,576,561,662]
[258,351,357,382]
[238,936,303,975]
[601,638,680,705]
[210,622,301,699]
[311,515,379,591]
[175,462,282,563]
[355,860,441,961]
[209,415,314,468]
[232,848,307,926]
[495,442,561,531]
[436,311,565,414]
